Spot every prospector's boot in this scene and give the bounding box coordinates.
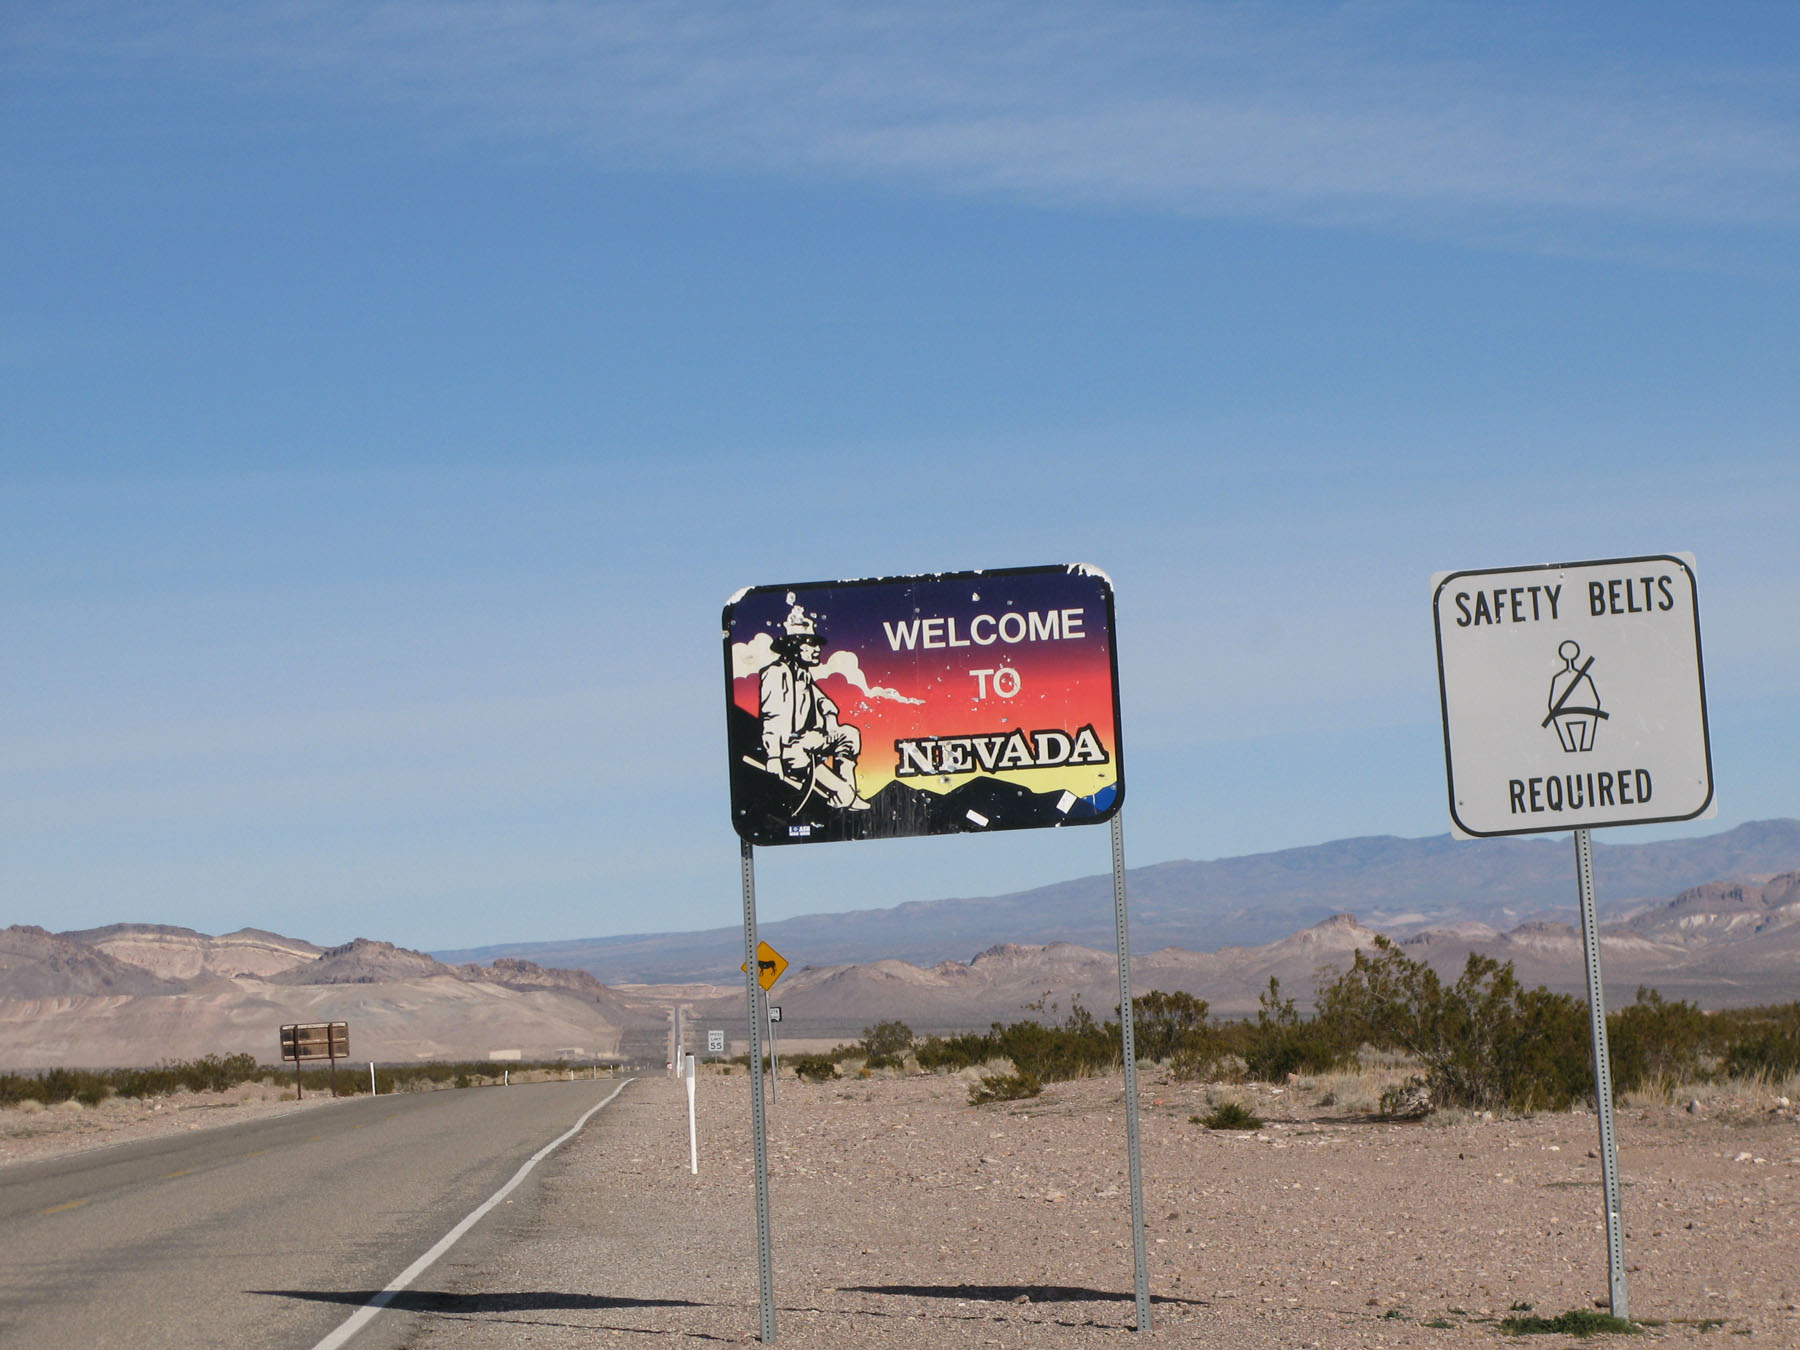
[841,761,871,811]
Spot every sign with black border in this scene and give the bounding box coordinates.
[723,564,1123,846]
[1433,554,1713,838]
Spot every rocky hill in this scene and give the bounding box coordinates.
[673,871,1800,1044]
[0,927,189,1000]
[60,924,323,981]
[0,925,670,1070]
[264,938,449,985]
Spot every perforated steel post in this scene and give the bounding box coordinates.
[1112,814,1151,1331]
[741,840,778,1342]
[1574,828,1629,1320]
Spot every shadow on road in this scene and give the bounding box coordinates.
[254,1289,705,1313]
[837,1283,1206,1306]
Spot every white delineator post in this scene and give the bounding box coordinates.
[765,991,778,1106]
[686,1053,699,1175]
[369,1062,376,1096]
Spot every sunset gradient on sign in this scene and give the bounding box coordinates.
[726,569,1121,801]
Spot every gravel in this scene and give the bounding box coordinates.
[0,1080,340,1166]
[382,1067,1800,1347]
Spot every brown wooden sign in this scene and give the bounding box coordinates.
[280,1021,349,1061]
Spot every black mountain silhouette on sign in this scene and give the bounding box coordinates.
[725,705,1114,846]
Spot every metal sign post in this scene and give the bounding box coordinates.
[740,841,777,1343]
[1574,828,1628,1317]
[742,942,788,1110]
[1434,554,1713,1322]
[1111,814,1151,1331]
[722,564,1131,1341]
[280,1022,349,1101]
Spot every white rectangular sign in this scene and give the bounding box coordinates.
[707,1029,725,1054]
[1433,554,1713,838]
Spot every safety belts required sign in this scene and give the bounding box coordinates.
[1433,554,1713,838]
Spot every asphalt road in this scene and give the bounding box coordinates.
[0,1078,635,1349]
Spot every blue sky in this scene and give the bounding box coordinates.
[4,2,1797,954]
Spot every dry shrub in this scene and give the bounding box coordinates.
[968,1070,1042,1105]
[1198,1100,1262,1131]
[1313,1067,1393,1114]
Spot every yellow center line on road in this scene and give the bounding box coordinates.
[163,1169,192,1178]
[41,1198,90,1216]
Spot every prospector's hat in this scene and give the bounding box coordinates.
[780,599,819,640]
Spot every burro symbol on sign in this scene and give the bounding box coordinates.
[1432,555,1713,839]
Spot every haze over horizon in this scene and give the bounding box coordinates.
[6,4,1797,953]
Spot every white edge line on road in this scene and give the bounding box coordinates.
[310,1078,635,1350]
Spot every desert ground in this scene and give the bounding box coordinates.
[0,1078,349,1167]
[7,1066,1797,1347]
[401,1067,1796,1347]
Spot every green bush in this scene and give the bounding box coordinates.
[0,1056,631,1109]
[1238,977,1351,1081]
[994,999,1116,1082]
[917,992,1215,1084]
[789,1053,838,1082]
[1199,1101,1262,1130]
[1315,937,1590,1113]
[968,1070,1042,1105]
[1723,1023,1800,1080]
[1130,991,1212,1061]
[0,1074,46,1107]
[1498,1309,1638,1337]
[858,1020,915,1069]
[915,1031,996,1072]
[1168,1042,1226,1082]
[40,1067,112,1107]
[1609,988,1709,1092]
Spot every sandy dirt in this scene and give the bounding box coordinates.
[374,1067,1800,1348]
[10,1067,1796,1345]
[0,1080,351,1167]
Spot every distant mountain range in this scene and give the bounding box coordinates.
[7,821,1797,1068]
[436,819,1800,986]
[665,867,1800,1040]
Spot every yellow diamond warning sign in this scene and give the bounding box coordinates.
[741,940,788,991]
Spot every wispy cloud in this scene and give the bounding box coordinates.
[732,632,922,704]
[20,2,1800,254]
